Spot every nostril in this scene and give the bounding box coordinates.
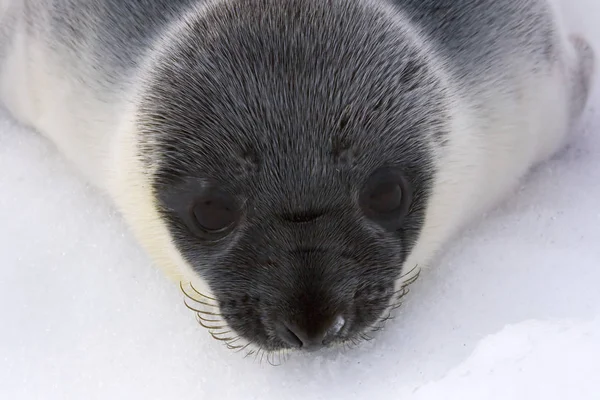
[275,323,303,348]
[275,315,346,350]
[324,315,346,344]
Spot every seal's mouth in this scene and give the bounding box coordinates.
[179,265,421,365]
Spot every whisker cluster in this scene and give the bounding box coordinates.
[179,264,421,363]
[347,264,422,349]
[180,281,292,365]
[391,263,421,308]
[180,281,246,351]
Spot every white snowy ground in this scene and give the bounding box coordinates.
[1,2,600,400]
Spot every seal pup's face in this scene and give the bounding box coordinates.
[136,0,448,353]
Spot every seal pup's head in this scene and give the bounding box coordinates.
[115,0,455,355]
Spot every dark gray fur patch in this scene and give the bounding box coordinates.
[138,0,446,350]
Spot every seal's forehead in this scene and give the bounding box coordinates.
[140,55,442,184]
[141,96,435,192]
[139,0,446,193]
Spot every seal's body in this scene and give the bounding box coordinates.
[0,0,594,353]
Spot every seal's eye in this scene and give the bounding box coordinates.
[359,167,412,229]
[367,181,403,214]
[191,191,240,236]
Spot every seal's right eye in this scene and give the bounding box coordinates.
[191,191,240,237]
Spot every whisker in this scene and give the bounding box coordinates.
[182,299,204,313]
[209,331,238,342]
[267,352,278,366]
[393,285,411,297]
[189,282,217,302]
[377,312,393,325]
[182,299,222,316]
[391,265,421,299]
[210,330,232,336]
[360,333,373,342]
[195,314,227,330]
[393,283,408,294]
[214,335,238,343]
[181,283,257,356]
[180,281,216,308]
[235,343,252,354]
[399,264,420,280]
[226,342,245,350]
[343,341,353,353]
[372,320,388,332]
[342,341,349,353]
[187,298,215,308]
[393,288,410,304]
[226,337,241,344]
[196,314,223,323]
[197,310,222,317]
[260,349,266,365]
[252,348,261,363]
[220,337,240,345]
[400,265,421,286]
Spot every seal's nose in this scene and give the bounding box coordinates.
[276,315,346,351]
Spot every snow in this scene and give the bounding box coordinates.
[1,1,599,399]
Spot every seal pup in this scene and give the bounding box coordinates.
[0,0,594,356]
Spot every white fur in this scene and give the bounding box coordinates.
[0,1,218,296]
[400,39,588,290]
[389,4,595,291]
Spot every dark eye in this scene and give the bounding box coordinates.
[359,167,412,228]
[367,181,403,214]
[191,191,240,235]
[157,176,242,241]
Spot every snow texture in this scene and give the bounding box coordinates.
[1,1,599,399]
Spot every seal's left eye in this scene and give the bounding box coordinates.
[366,181,403,214]
[191,191,240,235]
[359,167,412,230]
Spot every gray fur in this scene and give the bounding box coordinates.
[0,0,562,101]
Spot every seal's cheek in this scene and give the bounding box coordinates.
[109,118,210,287]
